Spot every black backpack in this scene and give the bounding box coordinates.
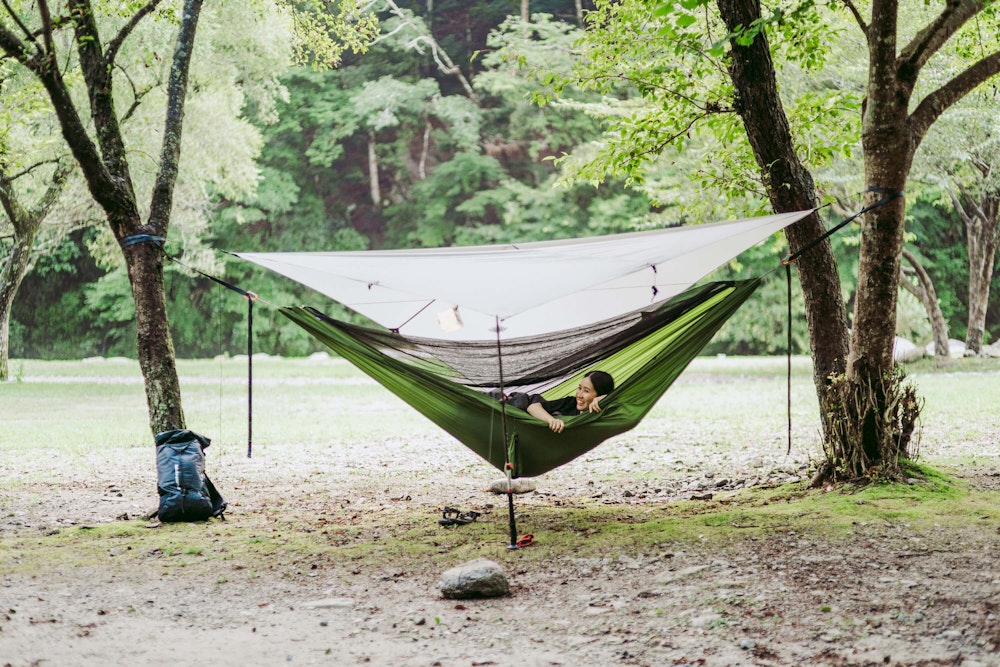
[154,429,227,522]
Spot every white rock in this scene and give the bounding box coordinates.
[925,339,967,358]
[439,559,509,599]
[893,337,924,362]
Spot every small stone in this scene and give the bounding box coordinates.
[439,559,510,599]
[301,598,354,609]
[740,638,756,650]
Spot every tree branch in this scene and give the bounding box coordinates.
[839,0,868,35]
[0,0,41,48]
[68,0,109,99]
[900,246,949,358]
[2,5,121,209]
[867,0,899,72]
[28,161,71,221]
[36,0,58,58]
[0,167,26,234]
[380,0,477,100]
[909,49,1000,146]
[0,21,34,66]
[2,157,63,183]
[67,0,138,202]
[148,0,204,234]
[104,0,165,69]
[116,62,158,124]
[897,0,983,83]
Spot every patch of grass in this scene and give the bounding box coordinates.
[6,467,997,580]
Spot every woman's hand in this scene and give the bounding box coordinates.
[588,395,607,413]
[528,402,565,433]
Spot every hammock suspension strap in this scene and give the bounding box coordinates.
[145,241,259,459]
[782,186,904,267]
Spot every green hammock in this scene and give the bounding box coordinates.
[279,278,761,478]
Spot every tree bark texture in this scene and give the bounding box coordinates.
[717,0,850,441]
[899,247,949,359]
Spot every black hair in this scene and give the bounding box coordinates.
[584,370,614,396]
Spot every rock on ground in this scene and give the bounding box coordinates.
[439,558,510,599]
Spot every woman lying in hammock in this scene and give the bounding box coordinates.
[492,370,615,433]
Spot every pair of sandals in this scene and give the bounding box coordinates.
[435,507,534,547]
[438,506,481,526]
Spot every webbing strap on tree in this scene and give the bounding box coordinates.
[121,234,259,458]
[169,261,258,458]
[779,187,905,454]
[181,266,258,458]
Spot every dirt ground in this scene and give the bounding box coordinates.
[2,361,1000,667]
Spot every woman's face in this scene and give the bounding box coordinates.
[575,376,598,410]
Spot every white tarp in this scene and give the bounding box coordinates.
[235,210,812,340]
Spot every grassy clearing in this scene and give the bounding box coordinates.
[1,354,998,575]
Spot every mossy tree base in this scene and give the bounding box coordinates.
[814,365,923,485]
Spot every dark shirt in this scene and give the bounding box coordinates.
[530,394,579,416]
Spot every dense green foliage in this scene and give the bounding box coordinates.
[6,2,998,360]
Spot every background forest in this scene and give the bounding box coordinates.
[4,0,998,361]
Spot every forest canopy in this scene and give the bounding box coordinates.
[4,0,998,361]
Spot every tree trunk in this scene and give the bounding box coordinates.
[521,0,529,22]
[0,222,33,381]
[124,232,184,428]
[419,119,431,180]
[717,0,850,442]
[950,188,999,355]
[837,0,921,473]
[900,247,949,359]
[368,131,382,206]
[0,164,69,381]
